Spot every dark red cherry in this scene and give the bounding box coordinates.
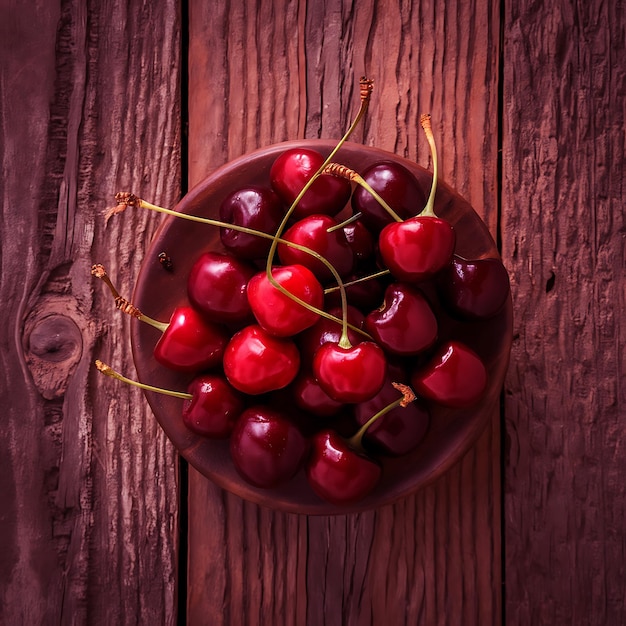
[351,161,426,232]
[230,406,309,488]
[278,214,354,282]
[353,377,430,456]
[411,340,488,408]
[313,341,387,403]
[219,186,285,260]
[306,429,381,505]
[182,374,245,438]
[324,271,386,312]
[223,324,300,395]
[291,371,344,418]
[297,305,364,363]
[187,251,255,324]
[270,147,352,219]
[436,254,510,320]
[364,283,438,356]
[342,220,375,263]
[378,216,456,283]
[247,264,324,337]
[153,306,228,372]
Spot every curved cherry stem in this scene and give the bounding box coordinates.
[106,195,372,341]
[265,77,374,350]
[95,359,192,400]
[323,269,390,296]
[418,113,439,218]
[91,264,169,332]
[346,383,416,452]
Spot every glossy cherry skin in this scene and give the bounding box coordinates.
[187,251,255,324]
[154,306,228,372]
[297,305,364,363]
[351,161,427,232]
[182,374,245,438]
[269,147,352,219]
[364,283,438,356]
[219,186,285,260]
[247,264,324,337]
[436,254,510,320]
[230,406,309,488]
[324,271,387,313]
[343,220,375,263]
[379,216,456,283]
[277,214,354,282]
[306,430,381,505]
[291,371,344,418]
[223,324,300,395]
[411,340,488,408]
[313,341,387,403]
[353,376,430,456]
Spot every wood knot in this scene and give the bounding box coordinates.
[24,299,84,400]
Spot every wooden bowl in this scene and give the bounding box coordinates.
[131,139,513,515]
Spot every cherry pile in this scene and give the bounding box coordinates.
[95,80,510,507]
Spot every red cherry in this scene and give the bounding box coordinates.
[278,214,354,282]
[219,186,285,260]
[247,264,324,337]
[351,161,427,232]
[364,283,438,356]
[411,340,488,408]
[436,254,510,320]
[270,147,351,219]
[182,374,245,438]
[306,429,381,505]
[154,306,228,372]
[313,341,387,403]
[230,406,309,488]
[223,324,300,395]
[353,376,430,456]
[187,251,255,324]
[378,216,456,283]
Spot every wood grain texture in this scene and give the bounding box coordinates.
[502,0,626,624]
[0,1,180,623]
[187,0,502,624]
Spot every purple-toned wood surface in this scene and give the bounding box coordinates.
[1,0,624,624]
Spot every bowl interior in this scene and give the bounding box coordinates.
[131,139,513,515]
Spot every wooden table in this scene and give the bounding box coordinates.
[1,1,624,624]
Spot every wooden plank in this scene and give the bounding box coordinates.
[502,0,626,624]
[0,1,180,623]
[186,1,502,624]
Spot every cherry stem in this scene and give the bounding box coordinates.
[91,264,169,333]
[323,163,403,223]
[266,76,374,351]
[346,383,416,451]
[326,212,363,232]
[95,359,192,400]
[108,195,372,341]
[418,114,438,218]
[323,269,390,295]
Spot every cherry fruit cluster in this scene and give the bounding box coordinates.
[95,79,510,507]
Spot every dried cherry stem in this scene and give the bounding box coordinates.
[266,76,375,350]
[418,114,439,218]
[91,264,169,332]
[346,383,416,451]
[323,268,390,296]
[107,194,372,340]
[322,163,403,225]
[95,359,191,400]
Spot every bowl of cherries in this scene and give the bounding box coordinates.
[96,86,512,514]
